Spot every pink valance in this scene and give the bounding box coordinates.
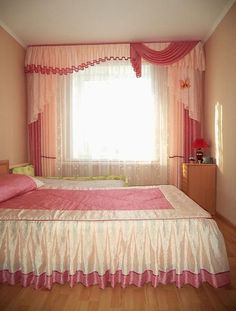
[26,42,205,124]
[130,41,199,77]
[25,42,203,76]
[25,44,130,75]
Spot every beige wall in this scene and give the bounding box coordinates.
[0,26,27,166]
[204,3,236,225]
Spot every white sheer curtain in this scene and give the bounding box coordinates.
[55,60,168,185]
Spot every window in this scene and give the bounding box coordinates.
[70,61,159,162]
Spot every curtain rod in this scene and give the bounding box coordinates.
[28,40,199,48]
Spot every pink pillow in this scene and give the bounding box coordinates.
[0,174,37,203]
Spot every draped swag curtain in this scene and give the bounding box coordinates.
[25,42,205,186]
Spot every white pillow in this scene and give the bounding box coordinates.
[28,176,45,188]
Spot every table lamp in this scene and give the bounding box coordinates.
[192,138,209,163]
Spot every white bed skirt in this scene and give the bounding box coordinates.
[0,217,230,289]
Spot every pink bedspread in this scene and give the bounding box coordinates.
[0,188,173,211]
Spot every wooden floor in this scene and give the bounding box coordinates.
[0,215,236,311]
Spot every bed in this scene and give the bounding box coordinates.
[0,160,230,289]
[10,162,128,188]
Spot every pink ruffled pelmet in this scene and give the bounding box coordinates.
[0,269,230,290]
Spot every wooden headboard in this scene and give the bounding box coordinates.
[0,160,9,175]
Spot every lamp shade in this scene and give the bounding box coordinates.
[192,138,209,149]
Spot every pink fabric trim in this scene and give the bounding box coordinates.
[130,41,199,77]
[28,115,42,176]
[0,188,173,211]
[0,269,230,289]
[25,56,130,75]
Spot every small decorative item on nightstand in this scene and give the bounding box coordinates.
[192,138,209,163]
[203,156,213,164]
[189,157,195,163]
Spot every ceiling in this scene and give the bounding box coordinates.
[0,0,235,47]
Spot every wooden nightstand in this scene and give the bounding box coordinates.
[181,163,216,215]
